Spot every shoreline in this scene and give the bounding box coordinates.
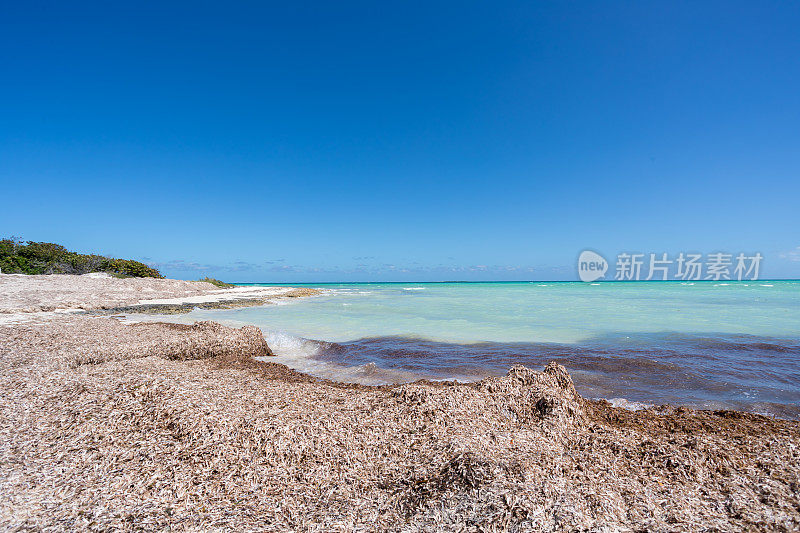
[116,282,800,420]
[0,272,321,320]
[1,274,799,529]
[90,287,321,315]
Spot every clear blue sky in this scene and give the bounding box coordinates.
[2,1,799,281]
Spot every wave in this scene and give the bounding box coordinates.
[607,397,651,411]
[257,329,800,419]
[261,332,421,385]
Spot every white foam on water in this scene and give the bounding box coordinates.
[607,397,651,411]
[260,330,422,386]
[264,331,322,356]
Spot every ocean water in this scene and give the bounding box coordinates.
[156,281,800,418]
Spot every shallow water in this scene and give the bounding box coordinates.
[157,281,800,418]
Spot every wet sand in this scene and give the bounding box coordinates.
[0,275,798,530]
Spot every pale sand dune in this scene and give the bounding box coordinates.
[0,275,798,530]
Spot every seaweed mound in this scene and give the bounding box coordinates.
[478,362,585,424]
[74,320,273,366]
[160,321,274,361]
[392,362,584,432]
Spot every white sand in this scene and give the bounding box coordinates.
[0,273,309,320]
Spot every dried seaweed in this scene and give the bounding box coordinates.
[0,278,799,531]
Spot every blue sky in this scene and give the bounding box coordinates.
[2,1,799,281]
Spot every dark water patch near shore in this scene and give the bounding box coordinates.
[306,332,800,419]
[92,298,274,315]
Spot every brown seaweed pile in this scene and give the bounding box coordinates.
[1,316,798,531]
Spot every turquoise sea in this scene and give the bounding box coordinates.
[156,281,800,418]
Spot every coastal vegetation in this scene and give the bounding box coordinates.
[0,238,162,278]
[197,276,235,288]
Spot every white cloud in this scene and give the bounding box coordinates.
[779,246,800,262]
[151,259,261,273]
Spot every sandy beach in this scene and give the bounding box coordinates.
[0,273,318,318]
[1,274,799,531]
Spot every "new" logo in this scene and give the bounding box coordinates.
[577,250,608,282]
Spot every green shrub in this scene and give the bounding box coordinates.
[108,259,163,278]
[0,253,32,274]
[198,277,234,288]
[17,242,69,263]
[0,238,163,278]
